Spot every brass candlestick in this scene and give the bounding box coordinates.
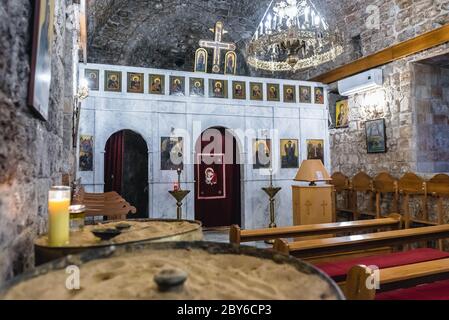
[168,168,190,220]
[262,169,281,244]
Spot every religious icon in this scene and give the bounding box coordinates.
[209,79,227,98]
[253,139,272,169]
[85,69,99,91]
[232,81,246,100]
[365,119,386,153]
[336,99,349,128]
[28,0,55,120]
[267,84,280,102]
[189,78,204,97]
[161,137,184,170]
[199,21,236,74]
[283,85,296,103]
[280,139,299,169]
[224,51,237,75]
[170,76,185,96]
[194,48,208,73]
[299,86,312,103]
[197,153,226,199]
[315,87,325,104]
[79,135,93,171]
[250,82,263,101]
[307,139,325,163]
[149,74,165,95]
[127,72,144,93]
[104,70,121,92]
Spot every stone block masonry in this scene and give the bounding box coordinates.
[0,0,78,283]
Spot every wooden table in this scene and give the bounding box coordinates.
[34,219,203,265]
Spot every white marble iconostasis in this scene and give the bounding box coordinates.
[77,63,330,229]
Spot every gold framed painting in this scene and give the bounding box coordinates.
[280,139,299,169]
[79,135,94,172]
[85,69,99,91]
[283,85,296,103]
[28,0,55,120]
[104,70,122,92]
[336,99,349,128]
[169,76,185,96]
[209,79,228,98]
[194,48,208,73]
[267,83,280,102]
[149,74,165,95]
[224,51,237,75]
[232,81,246,100]
[307,139,324,163]
[253,139,272,169]
[189,78,204,97]
[127,72,144,93]
[250,82,263,101]
[299,85,312,103]
[315,87,325,104]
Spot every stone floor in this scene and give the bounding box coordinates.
[202,228,271,249]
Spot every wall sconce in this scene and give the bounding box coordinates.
[76,78,89,100]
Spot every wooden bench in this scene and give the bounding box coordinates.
[273,224,449,259]
[349,172,376,219]
[229,214,402,245]
[331,172,352,216]
[346,258,449,300]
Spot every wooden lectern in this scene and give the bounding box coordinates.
[292,160,335,226]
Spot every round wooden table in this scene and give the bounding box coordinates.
[34,219,203,265]
[4,242,344,300]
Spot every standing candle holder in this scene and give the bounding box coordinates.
[262,169,282,244]
[168,168,191,220]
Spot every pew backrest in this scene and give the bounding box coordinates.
[230,214,402,245]
[273,224,449,258]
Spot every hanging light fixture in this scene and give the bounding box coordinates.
[247,0,343,72]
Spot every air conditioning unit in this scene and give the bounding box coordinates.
[338,69,383,96]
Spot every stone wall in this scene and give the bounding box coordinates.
[0,0,78,283]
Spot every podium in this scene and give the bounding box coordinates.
[292,185,335,226]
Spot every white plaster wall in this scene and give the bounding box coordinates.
[78,63,329,228]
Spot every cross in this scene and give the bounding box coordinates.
[304,200,312,216]
[199,21,236,73]
[321,201,328,216]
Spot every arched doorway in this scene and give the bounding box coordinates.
[104,130,149,218]
[194,127,241,227]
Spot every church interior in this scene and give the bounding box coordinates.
[2,0,449,301]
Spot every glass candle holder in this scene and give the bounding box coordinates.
[48,186,71,246]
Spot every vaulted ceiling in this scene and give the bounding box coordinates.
[86,0,351,78]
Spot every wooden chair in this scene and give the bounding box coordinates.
[398,172,428,228]
[373,172,399,219]
[345,258,449,300]
[426,174,449,250]
[350,172,376,219]
[229,214,402,245]
[331,172,352,218]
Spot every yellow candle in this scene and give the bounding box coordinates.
[48,186,71,246]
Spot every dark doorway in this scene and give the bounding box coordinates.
[194,127,241,227]
[104,130,149,218]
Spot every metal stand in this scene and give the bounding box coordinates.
[168,168,190,220]
[262,170,281,244]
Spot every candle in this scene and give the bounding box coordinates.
[48,186,71,246]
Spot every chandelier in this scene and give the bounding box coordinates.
[247,0,343,72]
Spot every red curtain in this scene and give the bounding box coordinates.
[104,131,124,194]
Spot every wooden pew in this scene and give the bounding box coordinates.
[273,224,449,259]
[373,172,398,219]
[229,214,402,245]
[350,172,376,219]
[345,258,449,300]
